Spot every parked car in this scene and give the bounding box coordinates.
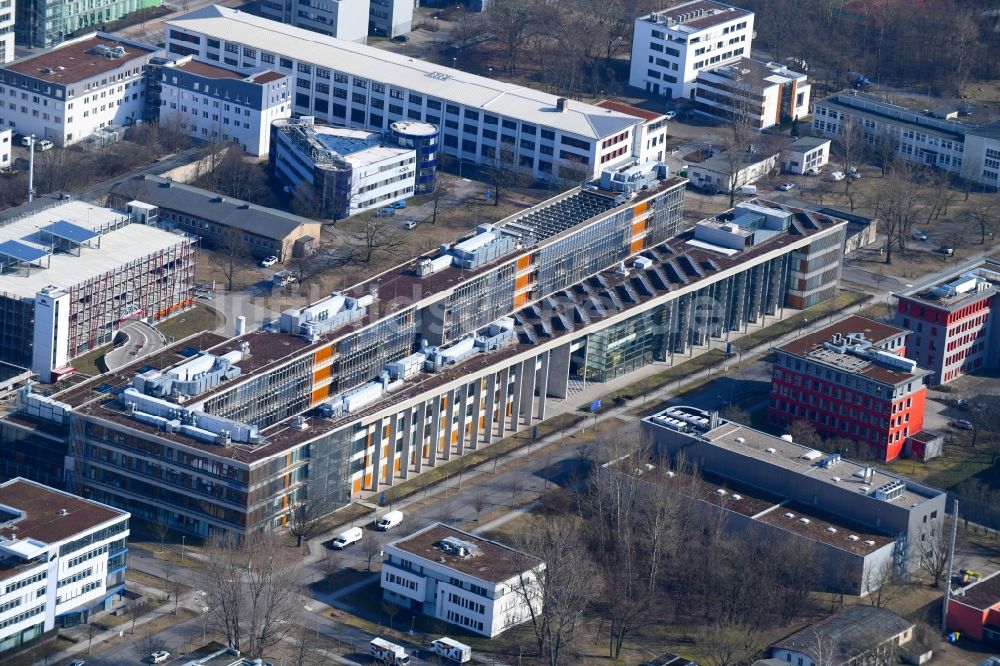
[950,419,974,430]
[389,200,408,209]
[260,255,278,267]
[377,207,396,217]
[149,651,171,664]
[804,166,822,176]
[329,526,363,549]
[938,246,954,256]
[392,35,409,43]
[664,110,677,120]
[375,510,403,531]
[402,220,418,230]
[911,231,928,241]
[700,183,720,195]
[777,182,795,191]
[847,167,861,180]
[829,171,846,182]
[69,661,87,666]
[36,139,54,151]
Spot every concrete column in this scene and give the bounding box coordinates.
[470,378,483,450]
[441,389,455,462]
[429,395,441,467]
[508,363,523,434]
[547,343,571,399]
[496,367,510,440]
[521,356,538,426]
[370,418,384,491]
[413,401,426,474]
[400,406,413,480]
[483,373,497,445]
[536,351,550,420]
[456,384,468,457]
[383,414,397,487]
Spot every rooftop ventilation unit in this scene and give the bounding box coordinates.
[874,480,906,502]
[731,494,742,500]
[799,518,810,524]
[783,512,795,519]
[863,540,876,546]
[715,489,727,496]
[847,535,859,542]
[826,527,837,534]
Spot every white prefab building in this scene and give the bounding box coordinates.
[165,5,642,182]
[381,523,544,638]
[158,56,291,156]
[0,33,159,145]
[687,150,780,192]
[257,0,368,43]
[695,58,810,129]
[629,0,754,100]
[0,129,10,168]
[0,478,130,655]
[271,117,416,219]
[782,136,830,175]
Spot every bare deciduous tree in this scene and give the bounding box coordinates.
[210,225,252,291]
[360,530,383,572]
[835,119,865,211]
[350,215,405,264]
[698,621,764,666]
[289,496,328,547]
[488,0,539,74]
[916,518,951,587]
[864,558,907,608]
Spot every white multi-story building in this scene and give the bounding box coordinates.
[381,524,543,638]
[0,477,129,654]
[158,55,290,156]
[629,0,753,101]
[813,91,1000,188]
[0,128,10,168]
[165,5,642,182]
[257,0,368,43]
[271,117,416,219]
[695,58,810,129]
[0,0,13,64]
[0,33,159,145]
[369,0,414,38]
[595,99,669,164]
[782,136,830,175]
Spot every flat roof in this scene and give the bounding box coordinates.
[701,58,806,90]
[595,100,666,123]
[167,6,640,141]
[693,420,940,506]
[169,57,287,85]
[5,34,158,84]
[895,258,1000,311]
[0,477,127,545]
[639,1,752,31]
[388,523,541,584]
[953,571,1000,611]
[777,315,927,385]
[771,605,913,660]
[0,201,191,299]
[790,136,831,150]
[815,91,971,142]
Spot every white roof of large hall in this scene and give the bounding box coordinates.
[167,5,640,141]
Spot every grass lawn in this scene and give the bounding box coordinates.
[72,343,111,375]
[737,290,872,351]
[881,430,999,492]
[156,303,224,342]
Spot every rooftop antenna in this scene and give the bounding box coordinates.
[27,135,36,203]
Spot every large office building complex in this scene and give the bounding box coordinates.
[165,5,644,182]
[1,166,852,537]
[638,408,946,594]
[0,200,196,381]
[270,117,418,219]
[769,315,930,461]
[0,33,159,145]
[15,0,159,50]
[258,0,368,43]
[0,478,130,653]
[894,259,1000,385]
[157,55,290,157]
[812,91,1000,188]
[381,523,543,637]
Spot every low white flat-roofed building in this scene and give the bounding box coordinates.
[0,33,160,145]
[271,117,417,219]
[158,56,290,156]
[381,523,543,637]
[783,136,830,175]
[0,199,195,381]
[687,150,780,192]
[0,478,130,655]
[165,5,642,181]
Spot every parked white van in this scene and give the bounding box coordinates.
[737,184,757,196]
[376,510,403,531]
[430,637,472,663]
[329,526,363,549]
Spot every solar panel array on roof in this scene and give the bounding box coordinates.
[507,190,619,241]
[41,220,100,245]
[0,240,50,264]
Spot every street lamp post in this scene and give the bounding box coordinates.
[181,536,186,563]
[452,57,457,70]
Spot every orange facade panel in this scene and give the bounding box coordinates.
[517,254,533,271]
[311,387,329,404]
[633,201,648,216]
[515,274,531,290]
[313,365,332,382]
[313,344,333,363]
[353,478,362,494]
[631,219,647,235]
[630,239,644,253]
[514,292,530,308]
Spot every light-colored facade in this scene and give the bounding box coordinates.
[15,0,159,50]
[0,200,195,381]
[257,0,368,43]
[0,0,13,64]
[158,56,290,156]
[381,524,543,637]
[0,478,129,653]
[894,259,1000,385]
[782,136,830,175]
[0,128,10,167]
[629,0,753,100]
[270,117,417,219]
[687,150,780,192]
[770,605,914,666]
[165,6,642,182]
[595,100,669,165]
[369,0,414,38]
[812,92,1000,188]
[695,58,810,129]
[0,33,159,145]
